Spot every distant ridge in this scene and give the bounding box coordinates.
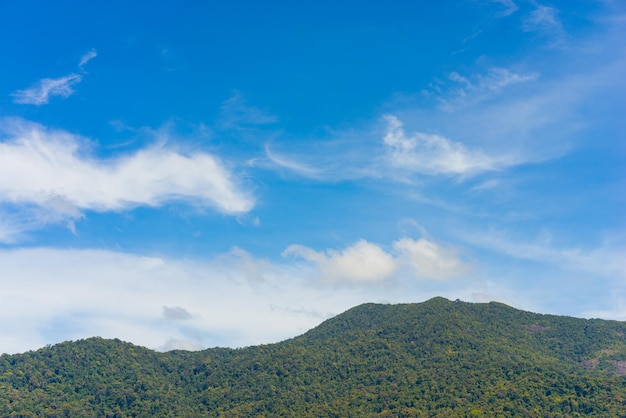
[2,297,626,416]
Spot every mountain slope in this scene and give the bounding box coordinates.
[2,298,626,417]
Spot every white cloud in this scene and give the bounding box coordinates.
[283,237,470,283]
[263,144,322,178]
[394,238,470,280]
[383,114,516,176]
[0,118,253,239]
[262,42,623,184]
[390,50,625,174]
[78,48,97,67]
[256,67,540,182]
[11,74,82,105]
[12,48,96,105]
[259,133,378,181]
[283,240,396,283]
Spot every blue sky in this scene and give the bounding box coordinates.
[0,0,624,353]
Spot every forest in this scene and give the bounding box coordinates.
[2,297,626,417]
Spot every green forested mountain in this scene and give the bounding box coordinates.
[2,297,626,417]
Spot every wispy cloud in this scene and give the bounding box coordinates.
[11,74,82,106]
[460,228,626,280]
[0,211,31,244]
[488,0,519,17]
[438,67,539,111]
[261,66,546,180]
[78,48,97,67]
[258,128,380,182]
[0,199,84,243]
[406,38,626,172]
[11,48,97,105]
[0,118,254,239]
[383,114,517,176]
[219,92,277,129]
[522,4,562,33]
[263,144,322,178]
[259,45,621,184]
[521,3,566,46]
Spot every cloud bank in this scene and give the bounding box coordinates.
[0,247,397,354]
[0,241,480,355]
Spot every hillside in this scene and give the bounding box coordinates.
[2,297,626,417]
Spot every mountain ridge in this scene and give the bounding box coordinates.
[2,297,626,417]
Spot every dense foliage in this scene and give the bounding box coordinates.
[2,297,626,417]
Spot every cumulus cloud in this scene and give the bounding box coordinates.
[0,118,253,239]
[394,238,470,280]
[284,237,470,283]
[11,74,82,105]
[383,114,516,176]
[283,240,396,283]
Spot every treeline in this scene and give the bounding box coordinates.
[2,297,626,417]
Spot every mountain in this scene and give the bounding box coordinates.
[2,297,626,417]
